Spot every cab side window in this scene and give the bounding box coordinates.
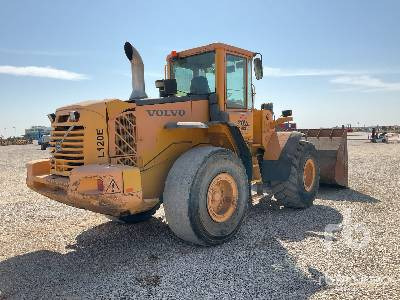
[226,54,246,109]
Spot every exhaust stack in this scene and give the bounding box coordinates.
[124,42,147,100]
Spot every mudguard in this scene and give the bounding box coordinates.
[226,124,253,183]
[165,121,253,183]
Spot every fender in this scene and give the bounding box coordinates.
[209,122,252,184]
[166,121,252,183]
[261,131,303,182]
[225,123,252,184]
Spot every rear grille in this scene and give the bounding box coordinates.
[111,111,137,166]
[49,125,85,176]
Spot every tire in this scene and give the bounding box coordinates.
[163,146,249,246]
[116,202,161,224]
[40,144,46,150]
[271,141,320,208]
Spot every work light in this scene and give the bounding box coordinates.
[47,113,56,123]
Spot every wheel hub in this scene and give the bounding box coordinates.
[303,158,316,192]
[207,173,238,223]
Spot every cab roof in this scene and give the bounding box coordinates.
[167,43,256,60]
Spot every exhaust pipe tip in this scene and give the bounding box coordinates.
[124,41,147,100]
[124,42,133,61]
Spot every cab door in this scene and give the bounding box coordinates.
[225,53,253,142]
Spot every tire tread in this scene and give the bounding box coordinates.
[271,141,319,208]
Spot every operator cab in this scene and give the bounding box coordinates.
[155,43,263,141]
[157,43,263,112]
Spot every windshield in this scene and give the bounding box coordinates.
[171,51,215,96]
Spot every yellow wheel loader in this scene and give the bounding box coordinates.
[26,42,348,245]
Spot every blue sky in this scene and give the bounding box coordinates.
[0,0,399,137]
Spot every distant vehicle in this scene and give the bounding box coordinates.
[371,130,387,143]
[39,135,50,150]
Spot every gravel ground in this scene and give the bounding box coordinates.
[0,135,399,299]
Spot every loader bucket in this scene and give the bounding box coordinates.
[297,129,348,187]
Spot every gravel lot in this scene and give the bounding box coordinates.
[0,134,399,299]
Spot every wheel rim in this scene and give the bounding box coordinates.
[207,173,238,223]
[303,158,316,192]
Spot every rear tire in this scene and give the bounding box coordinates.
[271,141,320,208]
[163,146,249,246]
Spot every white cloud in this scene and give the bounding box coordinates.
[263,66,400,92]
[264,67,363,77]
[0,65,88,80]
[0,48,82,56]
[330,75,400,92]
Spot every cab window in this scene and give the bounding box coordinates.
[171,52,216,96]
[226,54,246,109]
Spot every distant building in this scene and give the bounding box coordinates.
[25,126,51,140]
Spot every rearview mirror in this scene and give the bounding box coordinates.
[254,57,263,80]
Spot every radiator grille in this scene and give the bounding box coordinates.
[112,112,137,166]
[49,125,84,176]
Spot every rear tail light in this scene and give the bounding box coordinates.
[97,179,104,192]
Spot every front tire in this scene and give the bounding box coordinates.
[271,141,320,208]
[163,146,249,246]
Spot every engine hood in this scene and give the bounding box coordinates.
[56,98,121,112]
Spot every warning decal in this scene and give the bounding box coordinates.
[105,179,121,194]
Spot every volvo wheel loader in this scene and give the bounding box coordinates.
[26,42,348,245]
